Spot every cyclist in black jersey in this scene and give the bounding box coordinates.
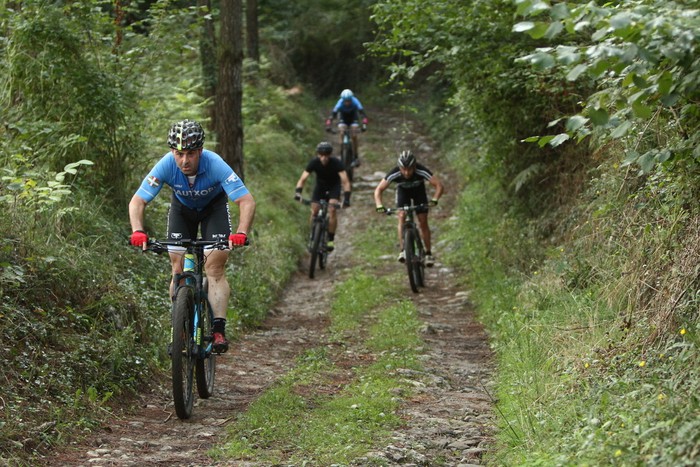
[374,150,444,266]
[294,141,351,252]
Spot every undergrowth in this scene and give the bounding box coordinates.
[442,132,700,465]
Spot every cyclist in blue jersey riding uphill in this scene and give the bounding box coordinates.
[294,141,351,252]
[325,89,368,166]
[374,150,444,267]
[128,119,256,353]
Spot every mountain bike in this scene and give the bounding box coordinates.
[145,238,228,419]
[386,204,429,293]
[301,198,339,279]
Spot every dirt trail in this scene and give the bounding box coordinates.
[47,111,494,466]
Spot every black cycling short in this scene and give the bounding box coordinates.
[312,183,341,202]
[396,185,429,214]
[167,191,231,243]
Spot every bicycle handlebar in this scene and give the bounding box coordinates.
[145,239,232,254]
[299,198,342,209]
[384,204,430,215]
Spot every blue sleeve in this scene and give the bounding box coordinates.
[135,154,172,203]
[352,97,364,110]
[210,155,250,201]
[332,98,343,112]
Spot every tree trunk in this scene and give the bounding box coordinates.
[216,0,245,180]
[246,0,259,63]
[198,0,217,129]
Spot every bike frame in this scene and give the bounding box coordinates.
[386,204,429,293]
[146,239,227,419]
[301,198,339,278]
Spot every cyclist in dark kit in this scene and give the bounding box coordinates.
[129,119,256,353]
[294,141,352,252]
[374,150,444,267]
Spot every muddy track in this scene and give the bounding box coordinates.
[47,111,494,467]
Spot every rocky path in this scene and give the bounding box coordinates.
[47,111,494,466]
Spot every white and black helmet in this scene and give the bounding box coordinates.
[168,119,205,151]
[397,150,416,168]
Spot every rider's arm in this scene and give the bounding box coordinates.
[429,175,444,202]
[128,194,148,232]
[374,179,389,207]
[233,193,256,235]
[296,170,311,190]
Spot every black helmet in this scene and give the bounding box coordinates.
[397,150,416,168]
[168,119,205,150]
[316,141,333,155]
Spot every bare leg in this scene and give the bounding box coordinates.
[203,249,230,320]
[417,212,431,253]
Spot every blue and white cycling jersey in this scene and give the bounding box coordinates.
[332,96,364,117]
[136,149,249,211]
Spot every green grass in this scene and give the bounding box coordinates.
[441,136,700,465]
[217,269,424,465]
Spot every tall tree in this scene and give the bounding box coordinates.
[216,0,245,179]
[198,0,217,127]
[246,0,259,63]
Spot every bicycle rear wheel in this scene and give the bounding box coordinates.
[172,286,196,419]
[195,294,216,399]
[404,228,420,293]
[309,220,322,279]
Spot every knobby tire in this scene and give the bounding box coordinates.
[309,220,323,279]
[341,140,354,182]
[415,235,426,288]
[319,227,327,270]
[195,293,216,399]
[404,228,420,293]
[172,286,195,419]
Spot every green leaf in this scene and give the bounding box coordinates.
[566,116,588,131]
[537,135,555,147]
[566,64,588,81]
[610,121,633,139]
[549,133,570,147]
[588,107,609,126]
[513,22,535,33]
[522,136,541,143]
[632,100,652,119]
[545,21,563,39]
[526,52,556,70]
[638,150,656,173]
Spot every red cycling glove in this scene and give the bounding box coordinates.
[130,230,148,247]
[362,117,368,125]
[229,232,248,247]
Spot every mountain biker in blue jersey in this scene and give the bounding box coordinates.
[374,150,444,267]
[294,141,351,252]
[128,119,256,353]
[325,89,368,166]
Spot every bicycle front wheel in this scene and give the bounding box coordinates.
[195,294,216,399]
[319,226,328,270]
[172,286,196,419]
[341,142,354,182]
[404,228,420,293]
[415,237,426,288]
[309,220,323,279]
